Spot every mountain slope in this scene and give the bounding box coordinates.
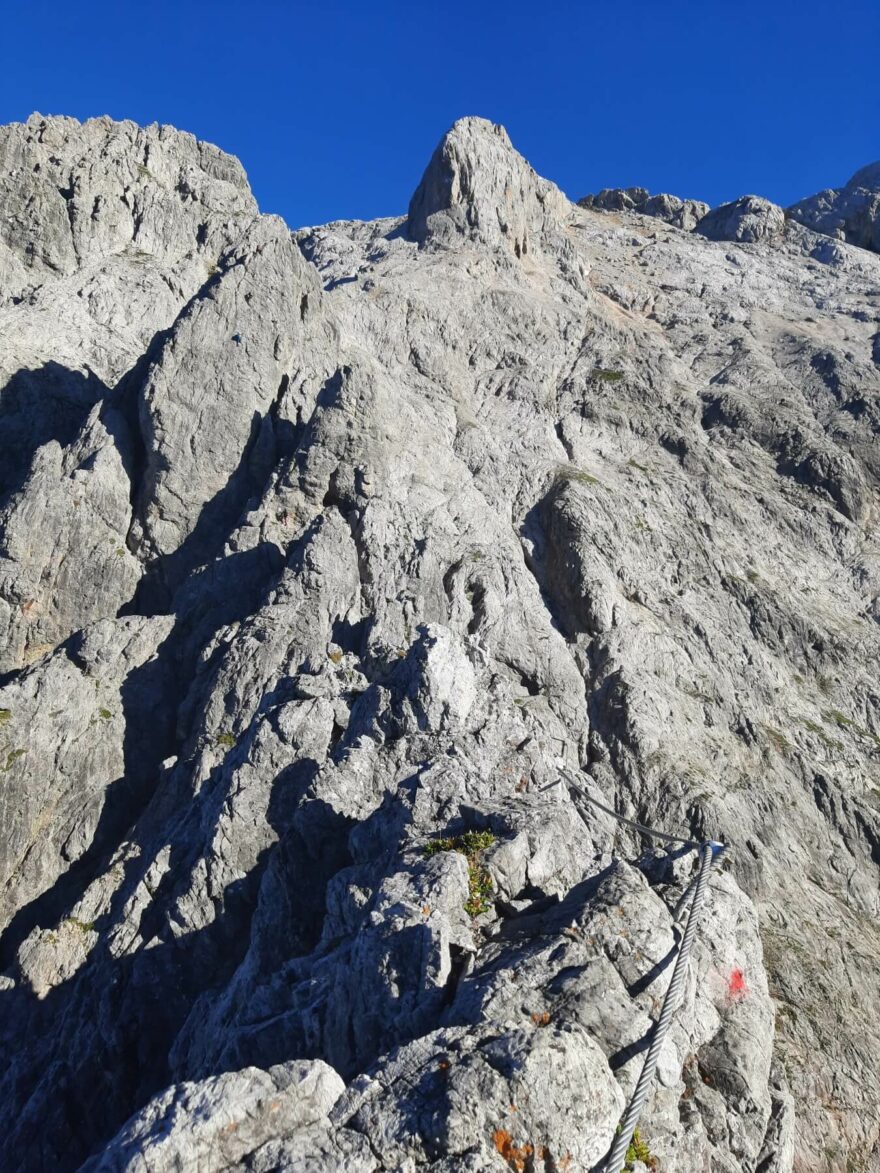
[0,113,878,1173]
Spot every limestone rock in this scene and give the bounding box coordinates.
[788,160,880,253]
[407,116,571,260]
[0,113,878,1173]
[0,400,141,671]
[82,1060,347,1172]
[0,615,174,945]
[579,186,709,230]
[0,112,255,289]
[0,113,265,661]
[128,214,331,590]
[695,195,786,243]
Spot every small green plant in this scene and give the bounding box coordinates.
[800,718,843,751]
[424,830,496,917]
[627,459,649,473]
[762,725,791,756]
[681,682,714,704]
[64,916,95,934]
[98,708,112,720]
[216,733,236,749]
[823,710,880,747]
[824,709,853,729]
[206,261,220,277]
[555,464,600,487]
[0,709,11,723]
[593,367,624,383]
[464,858,495,917]
[624,1128,657,1170]
[3,748,26,771]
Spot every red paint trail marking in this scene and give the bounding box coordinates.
[727,967,749,1000]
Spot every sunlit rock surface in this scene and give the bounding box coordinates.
[0,113,878,1172]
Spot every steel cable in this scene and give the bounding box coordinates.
[602,841,722,1172]
[546,773,726,1172]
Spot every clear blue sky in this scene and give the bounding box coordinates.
[3,0,878,229]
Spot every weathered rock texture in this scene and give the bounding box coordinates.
[695,194,787,244]
[0,113,878,1173]
[789,161,880,253]
[578,186,709,231]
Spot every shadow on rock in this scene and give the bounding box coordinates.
[0,362,109,507]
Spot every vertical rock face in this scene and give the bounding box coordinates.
[128,215,330,589]
[0,112,255,287]
[0,114,879,1173]
[0,113,263,668]
[407,116,571,259]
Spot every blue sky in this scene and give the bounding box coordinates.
[2,1,878,229]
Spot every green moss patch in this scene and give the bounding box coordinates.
[554,464,600,487]
[3,748,26,771]
[64,916,96,934]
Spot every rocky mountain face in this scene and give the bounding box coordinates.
[788,162,880,254]
[0,112,878,1173]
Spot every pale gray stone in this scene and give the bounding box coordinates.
[0,112,877,1173]
[579,186,709,230]
[82,1060,346,1172]
[695,195,786,243]
[788,160,880,252]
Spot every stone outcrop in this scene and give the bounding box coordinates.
[0,114,878,1173]
[578,185,709,230]
[408,116,570,258]
[788,160,880,252]
[695,194,787,244]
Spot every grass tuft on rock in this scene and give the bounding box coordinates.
[424,830,496,917]
[624,1127,658,1170]
[64,916,96,934]
[554,464,600,487]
